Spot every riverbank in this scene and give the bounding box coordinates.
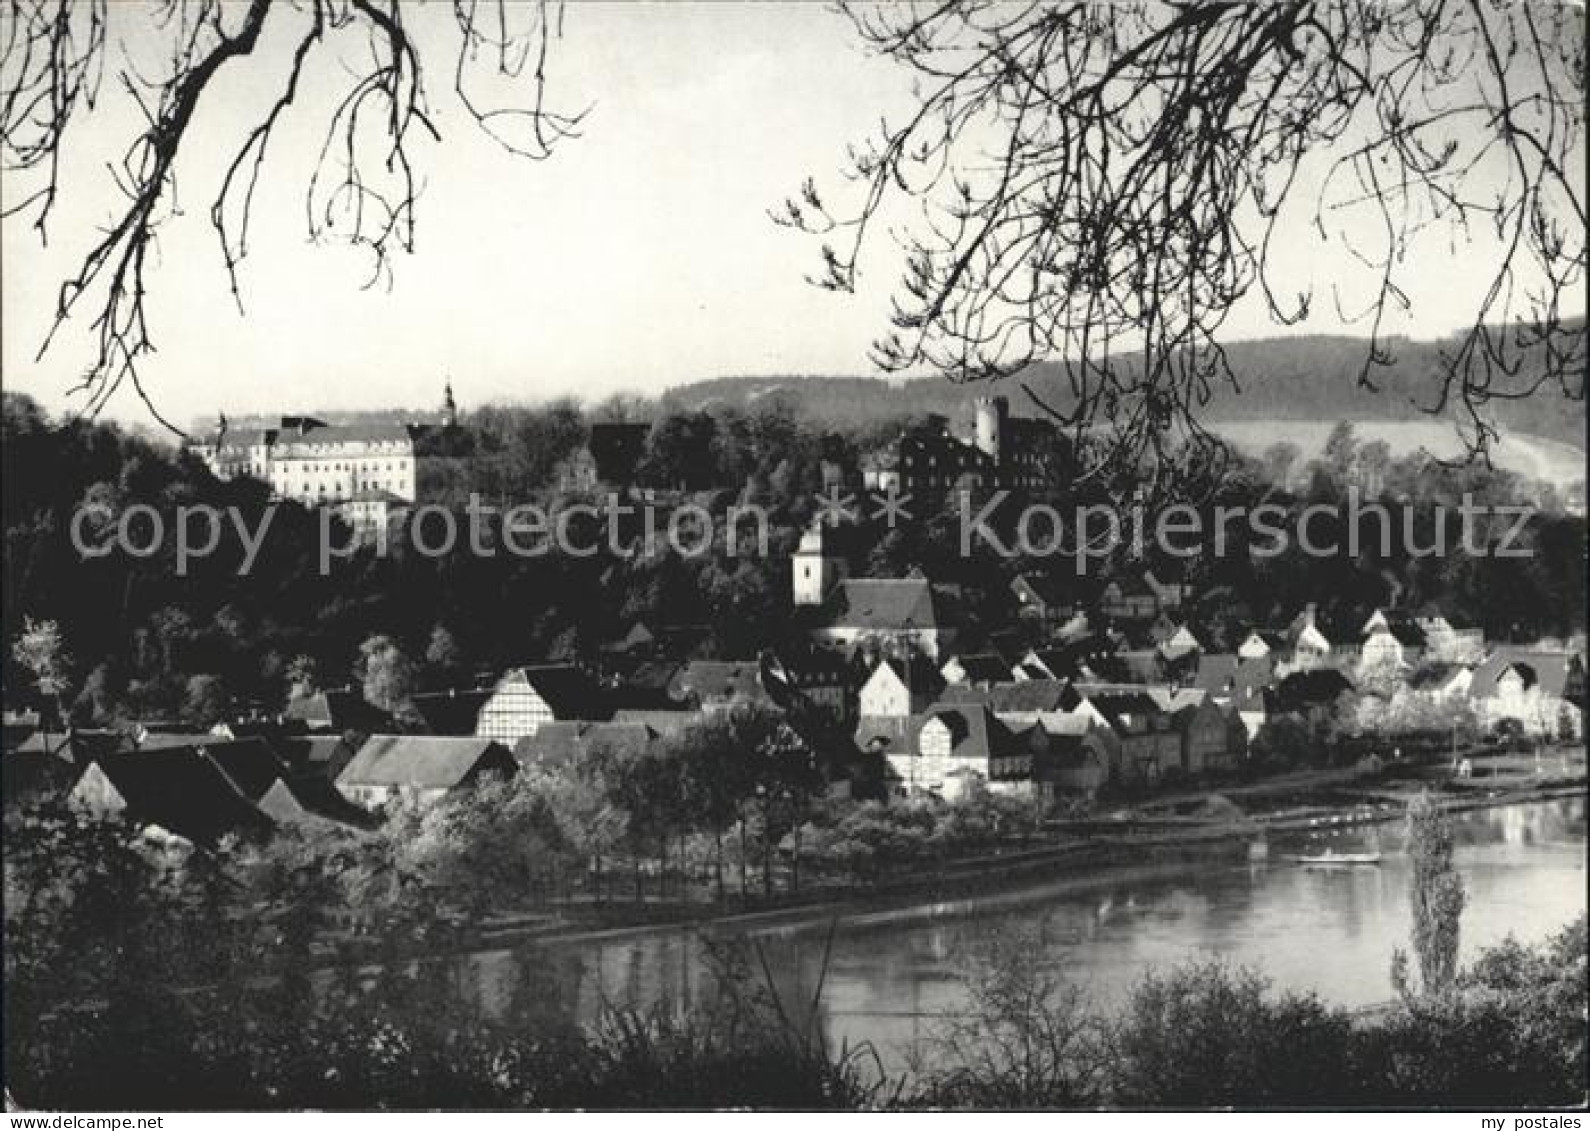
[463,758,1586,953]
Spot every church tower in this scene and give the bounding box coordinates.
[973,394,1009,463]
[441,381,458,428]
[792,524,843,606]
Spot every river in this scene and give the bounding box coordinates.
[463,797,1586,1070]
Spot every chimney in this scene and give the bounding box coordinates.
[1304,603,1318,628]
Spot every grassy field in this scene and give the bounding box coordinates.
[1209,419,1586,488]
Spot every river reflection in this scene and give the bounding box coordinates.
[465,797,1586,1066]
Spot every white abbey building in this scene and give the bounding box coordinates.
[190,386,460,523]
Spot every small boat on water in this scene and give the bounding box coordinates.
[1289,850,1382,866]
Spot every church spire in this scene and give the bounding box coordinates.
[441,380,458,428]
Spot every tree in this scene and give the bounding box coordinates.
[1261,441,1302,490]
[4,1,582,424]
[1322,421,1360,484]
[356,634,416,720]
[284,655,320,703]
[1396,791,1467,998]
[11,618,72,737]
[781,2,1585,483]
[182,673,230,728]
[424,624,465,686]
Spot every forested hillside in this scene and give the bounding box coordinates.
[663,330,1587,447]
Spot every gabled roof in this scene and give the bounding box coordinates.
[1405,661,1471,692]
[409,688,493,735]
[282,688,397,733]
[82,749,274,844]
[200,738,290,802]
[867,656,945,699]
[917,705,1021,770]
[276,734,364,775]
[822,578,938,632]
[257,775,381,829]
[516,721,669,770]
[1366,615,1427,649]
[493,665,610,721]
[1024,637,1111,680]
[336,735,515,791]
[943,653,1013,684]
[996,709,1095,739]
[1071,691,1170,736]
[1469,648,1582,700]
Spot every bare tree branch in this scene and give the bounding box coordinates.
[1,0,580,431]
[780,1,1586,491]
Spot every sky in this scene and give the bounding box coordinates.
[1,1,1580,431]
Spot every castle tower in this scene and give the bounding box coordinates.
[792,524,843,606]
[973,394,1009,463]
[441,380,458,428]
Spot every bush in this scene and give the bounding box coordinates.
[1110,961,1355,1106]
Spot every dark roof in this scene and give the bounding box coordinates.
[257,775,382,829]
[1085,649,1163,685]
[497,665,611,721]
[83,749,274,844]
[1274,668,1356,711]
[1405,661,1470,691]
[336,735,516,791]
[1284,605,1354,645]
[282,688,397,733]
[409,688,492,735]
[1079,691,1170,734]
[271,421,417,451]
[944,653,1014,684]
[275,734,364,775]
[824,578,938,632]
[942,679,1071,713]
[1367,614,1428,648]
[1025,637,1112,680]
[1012,573,1069,608]
[200,738,290,802]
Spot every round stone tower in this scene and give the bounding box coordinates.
[973,394,1009,462]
